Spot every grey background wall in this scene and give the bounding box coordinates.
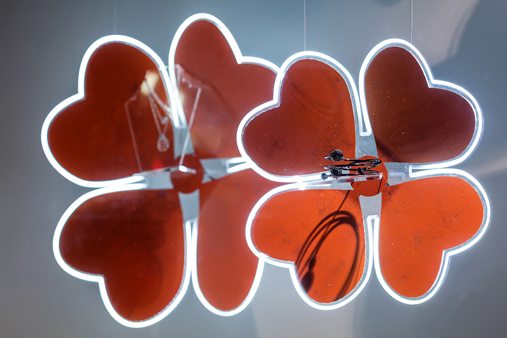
[1,0,506,337]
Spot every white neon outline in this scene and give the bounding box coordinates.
[373,168,491,305]
[52,183,192,328]
[167,13,279,316]
[189,220,265,316]
[358,38,483,170]
[44,20,490,320]
[236,38,489,308]
[245,183,375,310]
[168,13,279,129]
[237,51,363,183]
[41,35,179,188]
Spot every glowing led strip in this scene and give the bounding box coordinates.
[43,20,490,321]
[360,42,489,303]
[43,14,278,323]
[52,183,193,328]
[373,169,491,304]
[167,13,281,316]
[42,35,192,327]
[238,39,490,307]
[237,51,363,183]
[168,13,279,129]
[245,182,376,310]
[189,220,265,316]
[358,38,484,170]
[41,35,179,188]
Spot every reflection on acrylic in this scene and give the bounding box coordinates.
[170,15,279,316]
[47,42,174,182]
[252,188,366,303]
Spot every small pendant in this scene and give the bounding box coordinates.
[157,135,170,152]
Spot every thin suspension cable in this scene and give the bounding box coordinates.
[410,0,414,44]
[303,0,307,50]
[113,1,117,34]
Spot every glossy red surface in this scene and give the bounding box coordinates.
[364,47,476,163]
[197,169,279,310]
[174,20,276,159]
[350,156,388,197]
[241,47,485,305]
[242,58,356,177]
[48,42,175,181]
[59,189,185,321]
[380,176,483,297]
[172,19,279,310]
[251,189,365,303]
[170,155,204,194]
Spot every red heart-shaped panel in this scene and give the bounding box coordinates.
[196,169,278,311]
[251,188,366,304]
[173,19,276,159]
[48,41,175,182]
[58,188,185,322]
[380,175,484,298]
[363,46,476,164]
[242,58,357,178]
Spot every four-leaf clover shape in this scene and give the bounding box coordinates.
[42,12,490,327]
[42,14,278,327]
[237,39,490,309]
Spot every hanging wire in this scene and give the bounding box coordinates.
[303,0,307,50]
[179,87,202,168]
[113,1,118,34]
[124,94,143,172]
[410,0,414,44]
